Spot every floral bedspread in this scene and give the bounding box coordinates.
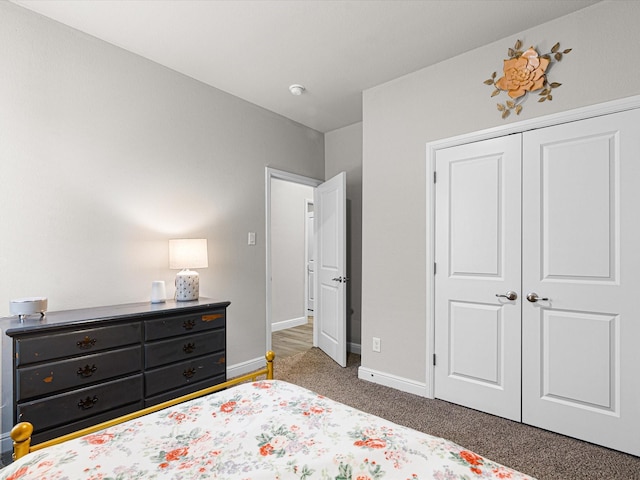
[0,380,535,479]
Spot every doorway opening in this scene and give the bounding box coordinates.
[266,168,322,359]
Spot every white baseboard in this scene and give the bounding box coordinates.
[227,355,267,378]
[348,342,361,355]
[358,366,429,397]
[271,316,307,332]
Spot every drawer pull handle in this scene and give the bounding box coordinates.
[183,342,196,354]
[76,336,97,350]
[77,364,98,378]
[183,319,196,330]
[183,367,196,379]
[78,395,98,410]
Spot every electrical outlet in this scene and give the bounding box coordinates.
[372,337,381,352]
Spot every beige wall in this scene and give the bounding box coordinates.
[325,123,363,350]
[361,1,640,384]
[0,2,324,367]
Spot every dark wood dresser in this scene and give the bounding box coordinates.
[1,299,228,449]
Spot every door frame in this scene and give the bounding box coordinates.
[265,167,322,352]
[425,95,640,399]
[304,199,315,315]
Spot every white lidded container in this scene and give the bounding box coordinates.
[9,297,48,320]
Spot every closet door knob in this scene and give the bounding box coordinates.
[495,291,518,301]
[526,292,549,303]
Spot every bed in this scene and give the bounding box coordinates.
[1,353,535,479]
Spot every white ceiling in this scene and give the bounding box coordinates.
[12,0,599,133]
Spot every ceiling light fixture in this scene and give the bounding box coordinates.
[289,84,306,96]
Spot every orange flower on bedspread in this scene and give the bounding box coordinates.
[303,404,325,416]
[220,401,236,413]
[493,466,515,479]
[257,424,297,458]
[354,438,387,449]
[259,443,274,456]
[452,449,487,476]
[168,411,188,423]
[84,432,115,445]
[484,39,571,118]
[459,450,483,466]
[252,381,272,389]
[4,466,28,480]
[165,447,189,462]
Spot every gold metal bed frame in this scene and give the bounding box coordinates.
[10,351,275,461]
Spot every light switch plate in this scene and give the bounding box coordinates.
[248,232,256,245]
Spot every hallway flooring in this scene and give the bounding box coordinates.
[272,317,313,359]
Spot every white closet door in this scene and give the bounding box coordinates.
[434,135,522,421]
[522,108,640,456]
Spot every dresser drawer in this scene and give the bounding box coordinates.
[145,330,224,369]
[15,322,142,366]
[31,402,144,446]
[144,310,225,341]
[17,374,143,431]
[16,346,143,401]
[145,373,225,407]
[145,352,225,397]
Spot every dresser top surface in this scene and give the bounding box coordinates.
[1,298,230,336]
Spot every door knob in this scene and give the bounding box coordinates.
[526,292,549,303]
[332,276,350,283]
[495,291,518,301]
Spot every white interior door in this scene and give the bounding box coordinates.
[314,172,347,367]
[434,135,522,421]
[521,108,640,456]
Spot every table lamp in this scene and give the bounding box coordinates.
[169,238,208,301]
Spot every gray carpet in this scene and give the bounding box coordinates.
[274,348,640,480]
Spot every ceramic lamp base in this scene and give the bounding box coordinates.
[175,270,199,301]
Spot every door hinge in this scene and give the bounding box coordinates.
[433,262,436,274]
[432,354,436,366]
[433,171,437,183]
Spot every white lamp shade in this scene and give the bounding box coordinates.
[169,239,209,270]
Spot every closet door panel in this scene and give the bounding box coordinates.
[541,310,617,409]
[522,108,640,456]
[434,135,522,422]
[542,138,614,279]
[449,156,502,276]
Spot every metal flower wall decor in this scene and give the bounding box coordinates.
[484,39,572,119]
